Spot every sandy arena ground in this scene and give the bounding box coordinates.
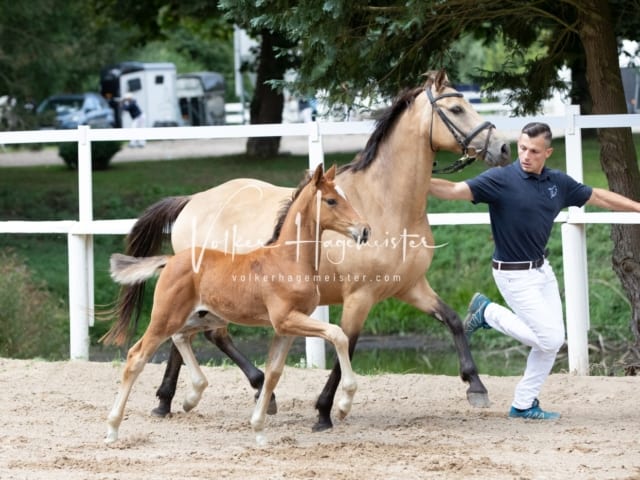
[0,358,638,480]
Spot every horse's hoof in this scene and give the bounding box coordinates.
[311,417,333,433]
[105,429,118,444]
[267,394,278,415]
[150,406,171,418]
[467,391,491,408]
[255,433,268,447]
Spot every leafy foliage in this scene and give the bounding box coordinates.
[0,249,68,359]
[219,1,640,114]
[0,0,133,102]
[58,141,122,171]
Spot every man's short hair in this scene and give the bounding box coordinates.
[521,122,552,146]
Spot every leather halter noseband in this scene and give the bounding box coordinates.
[426,87,495,174]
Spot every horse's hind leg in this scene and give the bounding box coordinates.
[172,332,209,412]
[251,334,294,446]
[398,283,490,408]
[204,328,276,415]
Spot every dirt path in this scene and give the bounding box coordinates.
[1,358,638,479]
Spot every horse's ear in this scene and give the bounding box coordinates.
[434,69,449,91]
[325,164,337,181]
[312,163,324,186]
[424,71,435,90]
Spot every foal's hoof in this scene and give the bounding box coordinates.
[254,391,278,415]
[467,391,491,408]
[267,394,278,415]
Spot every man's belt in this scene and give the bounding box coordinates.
[492,257,545,271]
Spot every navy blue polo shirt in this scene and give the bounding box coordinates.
[466,160,592,262]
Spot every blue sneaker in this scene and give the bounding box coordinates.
[509,399,561,420]
[463,293,492,339]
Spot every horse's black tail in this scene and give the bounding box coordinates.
[101,196,190,346]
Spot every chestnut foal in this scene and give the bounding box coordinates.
[104,164,370,445]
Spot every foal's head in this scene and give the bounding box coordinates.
[268,164,370,245]
[311,164,370,244]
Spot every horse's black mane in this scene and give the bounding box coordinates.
[265,77,442,244]
[338,85,424,174]
[265,171,314,246]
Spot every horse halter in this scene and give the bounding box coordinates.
[426,87,495,174]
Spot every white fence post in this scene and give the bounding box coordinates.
[562,223,590,375]
[562,105,590,375]
[306,120,328,369]
[68,125,94,360]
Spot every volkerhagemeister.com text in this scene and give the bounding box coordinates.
[231,272,401,284]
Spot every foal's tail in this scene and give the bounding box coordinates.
[109,253,169,285]
[102,196,189,346]
[101,254,170,345]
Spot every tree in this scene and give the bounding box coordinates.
[0,0,132,116]
[242,1,640,353]
[99,0,297,157]
[219,1,298,157]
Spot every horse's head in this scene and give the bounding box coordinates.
[423,70,511,169]
[312,164,370,244]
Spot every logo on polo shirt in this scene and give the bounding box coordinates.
[548,185,558,199]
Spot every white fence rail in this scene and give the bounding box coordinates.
[1,107,640,374]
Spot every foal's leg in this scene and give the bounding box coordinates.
[279,311,358,426]
[397,280,490,407]
[314,295,373,432]
[152,328,276,417]
[106,336,164,443]
[251,334,294,446]
[172,332,209,412]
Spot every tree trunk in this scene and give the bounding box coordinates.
[578,1,640,358]
[246,29,285,158]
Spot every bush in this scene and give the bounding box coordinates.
[59,140,122,170]
[0,249,68,359]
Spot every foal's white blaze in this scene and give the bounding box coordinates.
[335,184,347,200]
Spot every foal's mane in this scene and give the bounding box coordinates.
[265,171,314,246]
[338,85,424,174]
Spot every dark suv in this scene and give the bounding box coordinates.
[36,92,115,129]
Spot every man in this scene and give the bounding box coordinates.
[429,122,640,420]
[121,93,146,147]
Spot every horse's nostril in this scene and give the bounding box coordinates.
[360,227,370,244]
[501,143,511,157]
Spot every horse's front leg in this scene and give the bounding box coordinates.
[314,296,372,432]
[204,328,276,415]
[171,332,209,412]
[152,340,185,417]
[251,334,294,446]
[398,281,490,407]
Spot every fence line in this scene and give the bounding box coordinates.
[1,107,640,374]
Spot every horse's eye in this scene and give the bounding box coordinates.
[450,105,464,115]
[325,198,338,206]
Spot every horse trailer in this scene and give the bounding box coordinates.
[100,62,181,128]
[177,72,226,126]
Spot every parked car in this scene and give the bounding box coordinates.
[36,92,115,129]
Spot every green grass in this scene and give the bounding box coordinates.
[1,135,639,365]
